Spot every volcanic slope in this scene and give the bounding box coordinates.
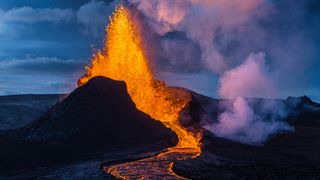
[0,76,178,174]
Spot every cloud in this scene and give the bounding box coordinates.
[77,0,117,37]
[0,1,117,95]
[0,7,75,23]
[0,57,85,95]
[0,57,84,75]
[0,1,117,37]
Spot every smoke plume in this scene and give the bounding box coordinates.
[127,0,269,74]
[126,0,316,144]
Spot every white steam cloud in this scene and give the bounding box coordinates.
[205,53,293,144]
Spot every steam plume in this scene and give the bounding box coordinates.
[205,53,293,144]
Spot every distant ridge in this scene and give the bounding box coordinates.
[0,94,64,130]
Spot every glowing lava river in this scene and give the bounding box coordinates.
[78,6,201,179]
[105,148,199,179]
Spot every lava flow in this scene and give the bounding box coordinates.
[78,5,201,178]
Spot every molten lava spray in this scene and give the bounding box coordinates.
[79,6,200,150]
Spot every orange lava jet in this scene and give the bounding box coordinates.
[79,5,201,151]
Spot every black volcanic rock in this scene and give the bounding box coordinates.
[1,80,319,178]
[174,127,320,180]
[0,76,177,173]
[174,95,320,179]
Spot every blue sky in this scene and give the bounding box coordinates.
[0,0,116,95]
[0,0,319,101]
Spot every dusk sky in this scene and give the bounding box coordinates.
[0,0,115,95]
[0,0,319,101]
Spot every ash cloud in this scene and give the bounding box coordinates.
[128,0,269,74]
[128,0,319,100]
[127,0,312,144]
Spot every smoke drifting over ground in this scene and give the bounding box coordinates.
[205,52,293,144]
[126,0,317,144]
[205,97,292,144]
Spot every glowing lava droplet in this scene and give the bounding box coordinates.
[78,6,200,150]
